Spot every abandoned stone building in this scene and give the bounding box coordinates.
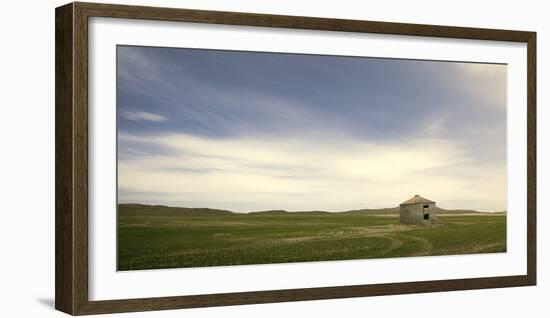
[399,195,437,224]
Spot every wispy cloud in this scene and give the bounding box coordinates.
[121,111,168,123]
[118,132,506,212]
[453,62,507,110]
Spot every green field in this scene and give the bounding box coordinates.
[117,204,506,271]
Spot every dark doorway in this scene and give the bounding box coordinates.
[424,214,429,220]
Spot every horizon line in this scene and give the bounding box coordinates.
[117,202,508,214]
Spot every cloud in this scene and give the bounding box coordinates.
[121,111,168,123]
[117,46,163,82]
[453,62,507,109]
[118,132,506,212]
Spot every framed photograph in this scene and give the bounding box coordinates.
[55,2,536,315]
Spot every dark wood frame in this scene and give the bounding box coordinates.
[56,2,537,315]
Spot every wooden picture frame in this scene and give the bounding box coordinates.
[55,2,536,315]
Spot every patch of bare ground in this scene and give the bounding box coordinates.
[275,225,403,244]
[212,233,233,238]
[347,224,402,235]
[277,236,321,243]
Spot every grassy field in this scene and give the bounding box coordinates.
[117,204,506,271]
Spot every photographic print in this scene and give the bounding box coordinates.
[116,45,507,271]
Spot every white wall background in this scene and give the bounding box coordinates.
[0,0,547,317]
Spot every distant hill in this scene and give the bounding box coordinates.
[118,203,504,217]
[341,207,400,215]
[248,210,331,216]
[435,207,506,214]
[118,203,234,217]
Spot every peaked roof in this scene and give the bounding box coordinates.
[400,195,435,205]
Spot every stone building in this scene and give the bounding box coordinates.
[399,195,437,224]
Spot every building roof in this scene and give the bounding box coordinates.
[400,195,435,205]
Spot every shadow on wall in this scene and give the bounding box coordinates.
[36,298,55,309]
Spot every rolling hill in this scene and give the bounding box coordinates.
[118,203,504,217]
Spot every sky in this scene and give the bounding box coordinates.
[117,45,507,212]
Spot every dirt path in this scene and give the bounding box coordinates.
[397,234,433,255]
